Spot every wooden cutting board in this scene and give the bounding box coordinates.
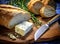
[0,16,60,43]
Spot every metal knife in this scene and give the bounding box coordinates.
[34,15,60,41]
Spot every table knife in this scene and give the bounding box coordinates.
[34,15,60,41]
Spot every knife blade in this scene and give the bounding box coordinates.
[34,15,60,41]
[34,24,49,40]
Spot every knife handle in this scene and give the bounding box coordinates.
[47,15,60,26]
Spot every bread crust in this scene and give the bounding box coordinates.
[27,0,43,14]
[0,4,31,29]
[41,0,56,9]
[40,5,56,18]
[42,0,50,5]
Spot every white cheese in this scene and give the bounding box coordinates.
[15,21,33,36]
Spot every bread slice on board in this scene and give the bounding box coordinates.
[27,0,44,14]
[0,4,31,29]
[40,5,56,18]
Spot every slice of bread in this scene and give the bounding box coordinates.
[27,0,44,15]
[40,5,56,18]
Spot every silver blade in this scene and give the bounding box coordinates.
[34,24,49,41]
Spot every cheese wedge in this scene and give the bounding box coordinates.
[15,21,33,36]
